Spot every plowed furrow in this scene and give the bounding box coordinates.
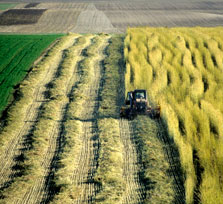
[119,119,145,204]
[0,37,75,191]
[72,37,109,204]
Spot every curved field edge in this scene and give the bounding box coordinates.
[124,27,223,204]
[0,34,64,118]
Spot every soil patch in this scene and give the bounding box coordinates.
[24,3,40,8]
[0,9,46,25]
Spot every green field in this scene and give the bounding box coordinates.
[0,34,63,116]
[125,27,223,204]
[0,3,17,10]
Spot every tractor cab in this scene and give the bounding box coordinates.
[120,89,160,120]
[125,90,147,104]
[132,89,147,112]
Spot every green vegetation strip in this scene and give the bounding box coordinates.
[125,27,223,204]
[0,34,74,202]
[0,34,63,117]
[0,3,17,10]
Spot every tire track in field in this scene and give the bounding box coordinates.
[119,119,146,204]
[71,36,109,204]
[0,37,75,195]
[18,35,93,204]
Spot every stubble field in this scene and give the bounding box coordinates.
[0,0,223,33]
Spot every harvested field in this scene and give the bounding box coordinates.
[0,9,46,25]
[95,1,223,32]
[0,3,87,33]
[0,1,223,33]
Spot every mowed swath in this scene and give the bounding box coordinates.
[0,34,133,204]
[0,32,177,204]
[0,35,75,203]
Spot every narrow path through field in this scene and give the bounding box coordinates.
[0,37,75,192]
[71,36,109,204]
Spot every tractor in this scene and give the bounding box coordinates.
[120,89,160,120]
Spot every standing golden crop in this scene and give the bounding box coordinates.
[125,27,223,204]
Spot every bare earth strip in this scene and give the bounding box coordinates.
[0,36,76,199]
[71,36,109,203]
[119,119,145,204]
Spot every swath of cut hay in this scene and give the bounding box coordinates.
[50,34,111,203]
[48,34,94,203]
